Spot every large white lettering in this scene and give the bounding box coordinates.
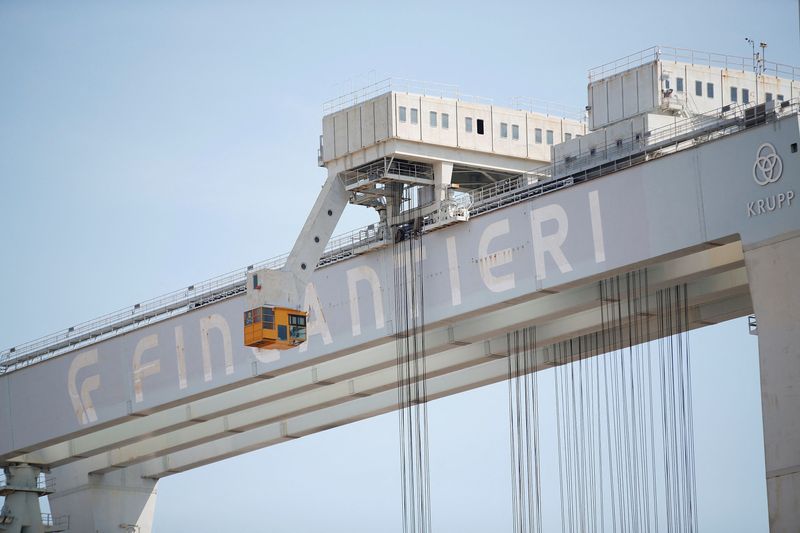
[446,236,462,306]
[531,203,573,280]
[299,282,333,352]
[174,326,187,390]
[200,314,234,381]
[67,349,100,425]
[478,219,515,293]
[588,190,606,264]
[132,334,160,403]
[347,266,385,337]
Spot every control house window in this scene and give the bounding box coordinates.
[535,128,542,144]
[476,119,485,135]
[766,92,773,102]
[742,88,750,104]
[777,94,784,102]
[706,82,714,98]
[695,80,702,96]
[730,87,738,102]
[512,124,520,140]
[676,77,684,92]
[465,116,473,133]
[410,108,418,124]
[500,122,508,138]
[430,111,437,127]
[565,132,572,141]
[546,129,554,145]
[442,113,449,129]
[399,106,407,122]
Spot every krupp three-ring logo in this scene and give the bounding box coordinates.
[753,143,783,186]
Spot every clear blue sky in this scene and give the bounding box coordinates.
[0,0,797,530]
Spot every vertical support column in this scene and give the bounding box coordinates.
[433,161,453,203]
[48,463,158,533]
[0,463,49,533]
[744,234,800,532]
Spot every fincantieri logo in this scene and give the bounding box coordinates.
[753,143,783,186]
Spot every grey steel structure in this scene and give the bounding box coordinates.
[1,48,799,531]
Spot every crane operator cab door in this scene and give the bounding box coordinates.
[243,306,307,349]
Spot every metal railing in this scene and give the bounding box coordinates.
[0,221,392,374]
[589,45,800,82]
[341,158,434,190]
[509,96,586,122]
[41,513,70,528]
[468,98,798,216]
[323,77,493,115]
[0,471,55,492]
[2,98,797,375]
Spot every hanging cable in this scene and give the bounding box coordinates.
[394,185,432,533]
[508,327,543,533]
[544,271,698,532]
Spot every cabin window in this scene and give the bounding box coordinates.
[465,116,473,132]
[476,119,485,135]
[430,111,437,127]
[500,122,508,138]
[676,77,684,92]
[289,314,306,339]
[442,113,449,129]
[262,307,275,330]
[512,124,520,140]
[742,88,750,104]
[535,128,542,144]
[410,108,418,124]
[546,129,554,145]
[399,106,407,122]
[706,82,714,98]
[695,80,702,96]
[730,87,738,102]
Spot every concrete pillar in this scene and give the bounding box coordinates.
[0,464,47,533]
[47,463,157,533]
[433,161,453,203]
[744,234,800,532]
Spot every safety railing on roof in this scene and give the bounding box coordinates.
[588,45,800,82]
[509,96,586,122]
[322,77,494,115]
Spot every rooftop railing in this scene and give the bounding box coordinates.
[322,77,493,115]
[509,96,586,122]
[588,45,800,82]
[322,77,585,121]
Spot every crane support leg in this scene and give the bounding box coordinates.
[247,172,349,311]
[47,463,157,533]
[745,234,800,532]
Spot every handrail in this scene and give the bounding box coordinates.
[322,77,583,118]
[468,99,798,215]
[588,45,800,82]
[0,221,387,373]
[0,471,55,491]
